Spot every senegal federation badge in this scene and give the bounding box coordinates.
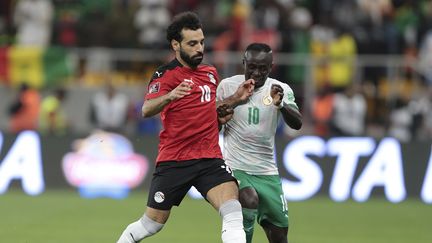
[262,95,273,106]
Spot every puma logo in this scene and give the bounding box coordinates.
[184,78,194,84]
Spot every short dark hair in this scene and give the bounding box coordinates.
[245,43,272,53]
[166,12,202,43]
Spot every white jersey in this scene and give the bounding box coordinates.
[217,75,298,175]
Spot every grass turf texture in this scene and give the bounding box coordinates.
[0,190,430,243]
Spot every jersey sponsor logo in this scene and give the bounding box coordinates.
[208,73,216,84]
[148,82,160,94]
[154,191,165,203]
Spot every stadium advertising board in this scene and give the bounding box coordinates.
[0,131,431,203]
[62,131,149,199]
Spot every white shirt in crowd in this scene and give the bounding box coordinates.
[332,92,367,136]
[13,0,53,47]
[92,91,129,130]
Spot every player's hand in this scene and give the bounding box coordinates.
[217,104,234,124]
[168,81,192,101]
[235,79,255,102]
[271,84,284,107]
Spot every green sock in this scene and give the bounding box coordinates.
[242,208,257,243]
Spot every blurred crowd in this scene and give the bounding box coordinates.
[0,0,432,141]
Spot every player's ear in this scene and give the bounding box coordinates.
[172,40,180,51]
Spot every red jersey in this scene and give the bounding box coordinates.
[145,59,223,164]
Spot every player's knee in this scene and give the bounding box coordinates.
[263,223,288,243]
[140,214,164,235]
[239,187,259,209]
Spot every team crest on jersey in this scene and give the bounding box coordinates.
[262,95,273,106]
[208,73,216,84]
[148,82,160,94]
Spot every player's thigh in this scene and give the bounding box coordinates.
[233,170,259,209]
[206,181,239,210]
[255,175,289,228]
[239,187,259,209]
[193,158,239,210]
[147,161,196,210]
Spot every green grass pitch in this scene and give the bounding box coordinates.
[0,190,430,243]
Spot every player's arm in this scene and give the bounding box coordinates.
[216,79,255,108]
[280,105,302,130]
[216,79,254,127]
[271,84,302,130]
[142,81,192,118]
[217,104,234,130]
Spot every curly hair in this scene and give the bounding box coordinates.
[166,11,202,43]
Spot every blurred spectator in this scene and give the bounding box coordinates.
[280,6,311,84]
[247,0,283,51]
[77,8,109,47]
[8,83,41,133]
[407,84,432,140]
[310,85,334,137]
[394,0,420,51]
[388,96,412,142]
[108,1,137,48]
[357,0,393,26]
[328,28,357,89]
[134,0,170,49]
[419,0,432,38]
[89,82,129,133]
[252,0,281,31]
[330,84,367,136]
[357,0,398,55]
[418,30,432,86]
[0,0,12,23]
[310,17,335,88]
[169,0,200,15]
[39,88,68,135]
[423,88,432,138]
[0,0,13,45]
[13,0,54,47]
[54,10,79,47]
[213,0,251,52]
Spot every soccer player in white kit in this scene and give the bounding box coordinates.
[217,43,302,243]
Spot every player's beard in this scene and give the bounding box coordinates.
[180,48,203,68]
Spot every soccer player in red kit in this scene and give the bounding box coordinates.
[117,12,254,243]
